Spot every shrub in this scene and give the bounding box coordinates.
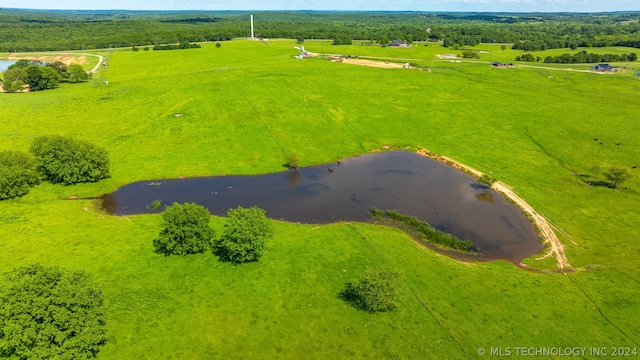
[0,150,40,199]
[462,50,480,59]
[478,174,496,186]
[286,153,299,169]
[214,206,274,263]
[153,202,215,256]
[29,135,110,185]
[339,267,403,313]
[604,167,631,189]
[0,264,107,359]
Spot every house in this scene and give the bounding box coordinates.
[590,63,614,72]
[389,40,409,48]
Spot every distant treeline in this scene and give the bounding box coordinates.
[1,9,640,52]
[515,50,638,63]
[152,42,201,50]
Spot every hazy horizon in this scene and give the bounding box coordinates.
[1,0,638,13]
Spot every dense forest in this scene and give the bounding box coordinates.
[1,9,640,52]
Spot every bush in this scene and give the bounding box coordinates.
[153,202,215,256]
[462,50,480,59]
[604,167,631,189]
[29,135,110,185]
[286,153,299,169]
[339,267,403,313]
[214,206,274,263]
[0,264,107,359]
[478,174,496,186]
[0,151,40,199]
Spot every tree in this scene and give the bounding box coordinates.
[24,64,61,91]
[478,174,496,186]
[339,267,403,313]
[0,264,107,359]
[604,167,631,189]
[2,67,26,93]
[214,206,274,263]
[67,63,90,82]
[0,151,40,200]
[29,135,110,185]
[45,61,68,80]
[500,45,507,50]
[153,202,215,256]
[296,37,304,44]
[215,42,221,48]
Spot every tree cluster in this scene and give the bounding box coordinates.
[30,135,111,185]
[0,264,107,359]
[2,60,90,93]
[154,203,274,264]
[1,136,110,200]
[152,42,202,51]
[543,51,637,64]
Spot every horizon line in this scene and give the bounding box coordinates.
[2,8,640,14]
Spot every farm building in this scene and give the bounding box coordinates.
[389,40,409,47]
[590,63,616,72]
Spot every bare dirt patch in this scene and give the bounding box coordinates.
[437,53,459,59]
[7,54,88,65]
[416,149,570,270]
[340,58,408,69]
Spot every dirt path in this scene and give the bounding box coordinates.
[416,150,571,270]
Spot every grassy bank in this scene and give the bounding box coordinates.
[1,40,638,358]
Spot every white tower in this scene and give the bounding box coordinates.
[251,14,255,39]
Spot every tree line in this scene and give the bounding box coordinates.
[515,50,638,63]
[1,9,640,52]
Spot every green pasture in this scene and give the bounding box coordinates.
[1,40,639,358]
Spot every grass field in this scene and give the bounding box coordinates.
[1,40,639,358]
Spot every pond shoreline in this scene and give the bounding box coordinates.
[415,148,570,270]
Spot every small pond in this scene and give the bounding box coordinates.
[101,151,542,262]
[0,60,16,72]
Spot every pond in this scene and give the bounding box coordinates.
[100,151,542,262]
[0,60,16,72]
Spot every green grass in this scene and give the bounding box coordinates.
[1,40,639,358]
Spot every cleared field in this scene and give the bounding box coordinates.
[1,40,639,358]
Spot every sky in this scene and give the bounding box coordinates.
[1,0,638,13]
